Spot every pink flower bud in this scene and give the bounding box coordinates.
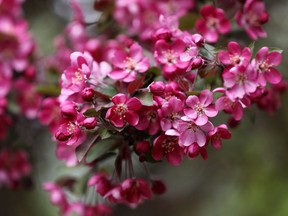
[81,87,95,101]
[83,117,97,129]
[55,131,71,142]
[135,141,150,154]
[151,179,166,195]
[191,57,203,69]
[191,34,204,47]
[149,81,165,96]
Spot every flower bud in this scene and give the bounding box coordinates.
[191,57,203,69]
[151,179,166,195]
[83,117,97,129]
[55,131,71,142]
[191,34,204,47]
[81,87,95,102]
[149,81,165,96]
[135,141,150,154]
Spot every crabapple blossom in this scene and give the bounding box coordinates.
[196,5,231,43]
[252,47,282,86]
[208,124,232,149]
[152,134,183,166]
[108,42,150,82]
[135,106,160,135]
[184,90,218,126]
[235,0,269,40]
[106,93,142,128]
[218,41,251,67]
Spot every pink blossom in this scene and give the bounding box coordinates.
[184,90,218,126]
[196,5,231,43]
[252,47,282,86]
[14,78,43,119]
[218,41,251,67]
[184,143,208,160]
[154,39,187,76]
[158,96,184,131]
[208,124,231,149]
[108,42,149,82]
[223,64,258,99]
[105,178,152,208]
[106,93,142,128]
[152,134,183,166]
[0,149,31,188]
[235,0,269,40]
[135,106,160,135]
[88,172,112,196]
[56,144,79,167]
[166,118,213,147]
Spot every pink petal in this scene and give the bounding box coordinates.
[195,130,206,147]
[256,47,268,62]
[195,114,208,126]
[129,43,143,62]
[109,69,129,80]
[228,42,241,54]
[112,93,127,105]
[267,52,282,66]
[218,50,231,65]
[126,97,142,110]
[218,19,231,34]
[184,108,197,119]
[205,106,218,117]
[199,90,213,106]
[167,151,182,166]
[179,130,195,146]
[264,68,282,84]
[186,95,199,108]
[152,146,163,161]
[125,111,139,126]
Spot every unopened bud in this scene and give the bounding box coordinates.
[135,141,150,154]
[149,81,165,96]
[55,131,71,141]
[81,87,95,101]
[83,117,97,129]
[191,57,203,69]
[151,179,166,195]
[191,34,205,47]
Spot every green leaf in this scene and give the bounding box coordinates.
[146,67,161,76]
[36,85,61,96]
[76,134,100,162]
[137,92,154,106]
[179,13,199,30]
[95,85,117,98]
[268,47,283,53]
[249,41,255,53]
[85,136,122,163]
[83,108,99,117]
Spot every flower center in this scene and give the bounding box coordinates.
[259,61,269,72]
[115,104,128,118]
[194,103,205,115]
[124,57,136,72]
[207,17,219,29]
[230,55,241,64]
[164,50,176,64]
[236,73,247,83]
[72,69,84,84]
[162,137,177,153]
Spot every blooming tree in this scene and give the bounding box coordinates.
[0,0,287,215]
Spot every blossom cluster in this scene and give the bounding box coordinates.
[0,0,284,214]
[0,0,40,188]
[35,0,287,214]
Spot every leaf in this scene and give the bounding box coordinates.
[268,47,283,53]
[146,67,161,76]
[76,134,100,162]
[137,92,154,106]
[128,75,146,94]
[36,85,61,96]
[179,13,199,30]
[83,108,99,117]
[95,85,117,98]
[249,41,255,53]
[85,136,122,163]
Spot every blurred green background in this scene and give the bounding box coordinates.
[1,0,288,215]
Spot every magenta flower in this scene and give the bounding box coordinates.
[252,47,282,86]
[223,64,258,99]
[88,172,112,196]
[135,106,160,135]
[218,41,251,67]
[154,39,187,76]
[208,124,231,149]
[152,134,183,166]
[106,93,142,128]
[184,90,218,126]
[184,143,208,160]
[108,42,150,82]
[196,5,231,43]
[166,118,213,147]
[235,0,269,40]
[158,96,184,131]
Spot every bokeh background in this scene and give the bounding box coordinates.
[1,0,288,215]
